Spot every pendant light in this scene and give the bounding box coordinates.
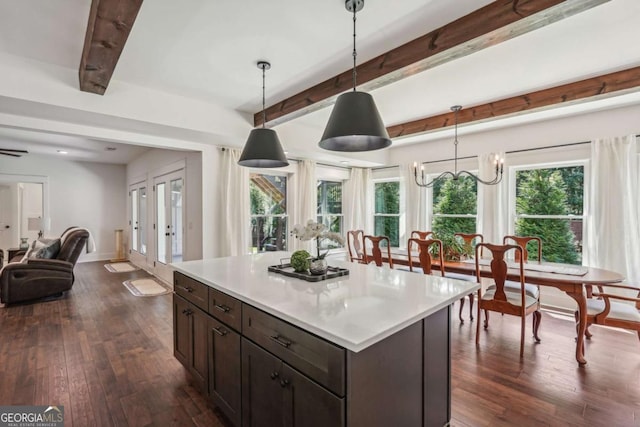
[319,0,391,152]
[238,61,289,168]
[413,105,504,187]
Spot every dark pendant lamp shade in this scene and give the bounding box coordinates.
[238,60,289,168]
[319,91,391,152]
[238,128,289,168]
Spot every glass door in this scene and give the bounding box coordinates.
[153,170,184,283]
[129,182,148,267]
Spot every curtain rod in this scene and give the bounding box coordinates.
[372,139,597,170]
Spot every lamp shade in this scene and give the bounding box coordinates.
[319,91,391,152]
[238,128,289,168]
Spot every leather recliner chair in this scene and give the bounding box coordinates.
[0,228,89,304]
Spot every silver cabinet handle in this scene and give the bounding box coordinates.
[214,304,231,313]
[212,326,228,336]
[270,334,292,348]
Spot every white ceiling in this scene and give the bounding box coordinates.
[0,0,638,165]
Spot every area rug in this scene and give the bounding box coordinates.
[104,262,140,273]
[123,278,172,297]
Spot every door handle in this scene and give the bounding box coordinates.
[212,326,228,336]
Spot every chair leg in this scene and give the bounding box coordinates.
[476,303,481,347]
[532,310,541,342]
[483,310,490,329]
[459,297,465,324]
[520,315,525,358]
[468,294,474,322]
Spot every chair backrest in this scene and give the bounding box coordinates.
[411,230,433,240]
[347,230,365,263]
[407,238,444,276]
[454,232,483,256]
[503,235,542,262]
[57,229,90,266]
[363,235,393,268]
[475,243,525,306]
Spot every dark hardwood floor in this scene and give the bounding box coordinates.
[0,261,638,426]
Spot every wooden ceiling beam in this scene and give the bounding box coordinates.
[386,66,640,138]
[79,0,144,95]
[254,0,610,127]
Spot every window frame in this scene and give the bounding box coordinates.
[427,172,479,233]
[373,178,401,247]
[508,159,588,262]
[317,179,344,248]
[249,171,289,253]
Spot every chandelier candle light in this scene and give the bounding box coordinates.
[413,105,504,187]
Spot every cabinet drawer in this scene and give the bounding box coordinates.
[174,272,208,312]
[209,287,242,331]
[242,305,345,396]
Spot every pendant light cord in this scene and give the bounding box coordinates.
[262,65,266,128]
[352,5,357,91]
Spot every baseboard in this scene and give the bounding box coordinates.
[77,252,117,263]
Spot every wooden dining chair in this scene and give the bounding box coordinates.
[363,235,393,268]
[475,243,542,358]
[407,237,476,324]
[452,232,483,322]
[347,230,365,263]
[411,230,433,240]
[503,235,542,262]
[578,283,640,344]
[494,235,542,300]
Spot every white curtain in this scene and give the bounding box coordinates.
[584,135,640,284]
[291,160,316,252]
[344,167,372,233]
[400,163,426,237]
[219,148,250,256]
[477,152,507,244]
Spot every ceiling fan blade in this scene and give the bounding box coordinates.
[0,151,22,157]
[0,148,28,153]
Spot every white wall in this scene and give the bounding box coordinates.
[0,155,126,261]
[126,148,204,268]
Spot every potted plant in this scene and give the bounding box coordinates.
[290,220,344,275]
[434,233,474,261]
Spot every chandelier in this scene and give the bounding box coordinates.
[413,105,503,187]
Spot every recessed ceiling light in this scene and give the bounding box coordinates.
[340,161,349,165]
[57,150,68,154]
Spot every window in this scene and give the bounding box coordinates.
[317,180,343,248]
[374,181,400,247]
[513,164,585,264]
[250,173,288,252]
[431,176,478,238]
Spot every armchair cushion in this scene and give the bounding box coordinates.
[586,299,640,323]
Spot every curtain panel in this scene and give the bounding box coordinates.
[344,167,372,233]
[291,160,317,252]
[219,148,250,256]
[477,152,507,245]
[584,135,640,284]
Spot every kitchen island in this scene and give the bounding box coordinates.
[172,252,478,427]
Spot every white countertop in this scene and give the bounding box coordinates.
[172,252,479,353]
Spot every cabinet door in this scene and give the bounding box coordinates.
[173,295,191,367]
[190,306,209,392]
[209,317,241,426]
[242,339,285,427]
[282,364,345,427]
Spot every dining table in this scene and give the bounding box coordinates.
[386,248,624,365]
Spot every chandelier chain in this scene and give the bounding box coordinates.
[261,64,266,128]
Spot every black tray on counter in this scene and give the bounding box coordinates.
[268,263,349,282]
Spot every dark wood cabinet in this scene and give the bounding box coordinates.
[173,294,208,392]
[241,339,344,427]
[209,316,241,426]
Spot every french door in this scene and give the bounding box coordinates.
[154,170,185,283]
[129,182,148,267]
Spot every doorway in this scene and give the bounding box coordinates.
[153,170,184,283]
[0,180,44,255]
[129,182,148,268]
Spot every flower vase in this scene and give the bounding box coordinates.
[309,258,328,275]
